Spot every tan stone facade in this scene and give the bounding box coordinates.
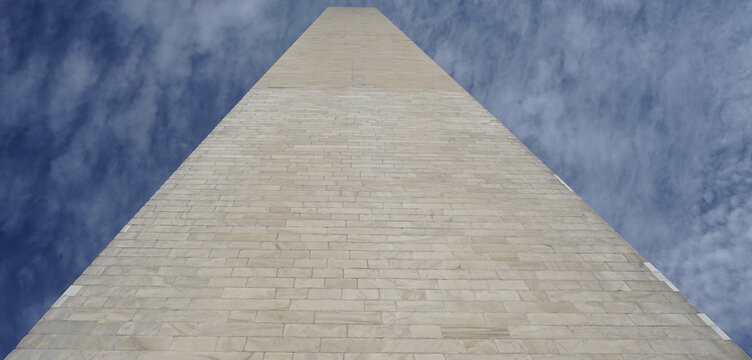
[8,7,749,359]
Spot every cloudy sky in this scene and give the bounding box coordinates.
[1,0,751,356]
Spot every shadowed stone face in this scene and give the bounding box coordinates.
[7,6,749,359]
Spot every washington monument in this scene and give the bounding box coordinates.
[7,7,748,359]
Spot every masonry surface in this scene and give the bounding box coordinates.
[8,7,749,360]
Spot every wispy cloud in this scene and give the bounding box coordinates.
[0,0,324,354]
[381,0,752,350]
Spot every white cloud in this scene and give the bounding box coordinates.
[382,0,752,348]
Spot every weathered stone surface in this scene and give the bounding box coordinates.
[7,6,748,359]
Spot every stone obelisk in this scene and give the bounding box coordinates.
[8,7,749,359]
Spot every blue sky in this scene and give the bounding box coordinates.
[1,0,750,356]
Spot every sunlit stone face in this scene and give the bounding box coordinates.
[7,6,749,359]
